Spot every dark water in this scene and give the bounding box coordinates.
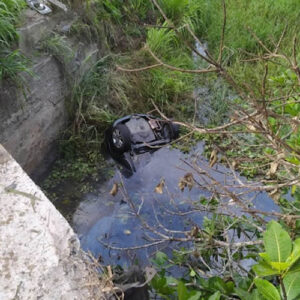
[72,144,278,267]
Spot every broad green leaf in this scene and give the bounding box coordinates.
[286,238,300,268]
[151,275,175,296]
[234,287,251,300]
[252,261,280,277]
[208,291,221,300]
[286,156,300,166]
[225,281,235,293]
[270,262,290,272]
[259,252,271,262]
[234,275,252,291]
[288,259,300,274]
[235,288,263,300]
[291,185,297,195]
[250,289,262,300]
[254,278,281,300]
[177,281,201,300]
[166,276,178,285]
[153,251,168,266]
[208,277,228,294]
[178,281,188,300]
[283,272,300,300]
[190,268,196,277]
[188,291,201,300]
[264,221,292,263]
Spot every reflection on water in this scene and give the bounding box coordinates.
[73,144,278,267]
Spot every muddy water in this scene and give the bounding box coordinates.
[73,144,278,267]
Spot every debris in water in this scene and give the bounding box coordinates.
[209,149,218,168]
[154,178,165,194]
[178,173,195,192]
[110,183,118,196]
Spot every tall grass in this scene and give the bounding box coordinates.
[143,0,299,96]
[0,0,24,47]
[0,0,28,82]
[70,56,132,141]
[169,0,300,57]
[158,0,188,24]
[0,50,31,81]
[39,33,74,66]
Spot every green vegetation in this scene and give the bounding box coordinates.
[39,33,74,66]
[0,49,30,82]
[0,0,29,83]
[191,0,299,57]
[39,1,300,298]
[150,221,300,299]
[0,0,24,47]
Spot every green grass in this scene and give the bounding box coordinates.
[0,0,24,47]
[0,0,29,83]
[69,56,131,141]
[0,49,31,81]
[177,0,300,58]
[39,33,74,66]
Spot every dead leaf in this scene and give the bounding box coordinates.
[269,189,280,203]
[266,161,279,178]
[269,161,278,176]
[190,226,199,238]
[292,117,299,133]
[107,265,113,278]
[178,179,185,192]
[246,124,256,132]
[155,178,165,194]
[178,173,195,192]
[110,183,118,196]
[209,149,218,168]
[231,160,237,169]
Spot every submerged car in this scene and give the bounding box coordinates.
[105,114,179,175]
[106,114,179,155]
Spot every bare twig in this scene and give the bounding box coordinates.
[116,63,163,72]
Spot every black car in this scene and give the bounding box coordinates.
[106,114,179,154]
[105,114,179,174]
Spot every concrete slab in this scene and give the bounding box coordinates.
[0,145,104,299]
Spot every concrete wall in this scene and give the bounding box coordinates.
[0,9,100,175]
[0,144,104,299]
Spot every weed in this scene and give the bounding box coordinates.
[39,32,74,66]
[0,0,29,84]
[0,0,25,47]
[0,49,31,82]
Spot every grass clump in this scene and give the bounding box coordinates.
[0,0,24,47]
[157,0,299,58]
[39,33,74,66]
[0,49,31,82]
[0,0,30,83]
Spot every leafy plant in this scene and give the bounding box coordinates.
[149,221,300,299]
[252,221,300,300]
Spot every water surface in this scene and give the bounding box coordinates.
[73,144,277,267]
